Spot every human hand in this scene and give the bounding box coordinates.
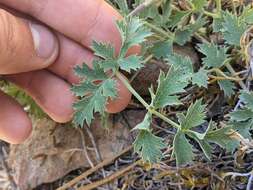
[0,0,138,144]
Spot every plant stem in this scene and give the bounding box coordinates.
[145,22,174,40]
[115,72,181,129]
[143,54,153,64]
[208,68,243,81]
[115,72,150,108]
[230,0,236,15]
[150,109,181,129]
[215,0,222,14]
[194,32,210,44]
[187,0,195,10]
[225,63,247,90]
[203,11,220,18]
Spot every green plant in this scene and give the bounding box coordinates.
[0,81,46,118]
[72,0,253,166]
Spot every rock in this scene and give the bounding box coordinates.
[8,110,145,190]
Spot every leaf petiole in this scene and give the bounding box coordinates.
[115,71,150,108]
[225,62,247,90]
[203,11,220,18]
[144,22,174,40]
[115,71,181,129]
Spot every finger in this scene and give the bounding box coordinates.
[5,70,75,123]
[0,0,140,54]
[48,34,132,113]
[0,9,58,74]
[0,90,32,144]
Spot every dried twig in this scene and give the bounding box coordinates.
[223,170,253,190]
[128,0,160,17]
[84,125,109,189]
[57,145,132,190]
[0,147,18,190]
[77,160,141,190]
[84,125,102,163]
[77,128,94,168]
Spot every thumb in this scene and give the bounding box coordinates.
[0,9,59,74]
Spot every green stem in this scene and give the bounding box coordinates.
[187,1,195,10]
[208,68,243,81]
[115,72,181,129]
[143,54,153,64]
[203,11,220,18]
[115,72,150,108]
[215,0,222,14]
[203,0,221,18]
[225,63,247,90]
[145,22,174,40]
[194,32,209,44]
[150,109,181,129]
[230,0,236,15]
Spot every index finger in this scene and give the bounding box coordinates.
[0,0,124,52]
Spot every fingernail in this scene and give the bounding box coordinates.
[29,22,57,59]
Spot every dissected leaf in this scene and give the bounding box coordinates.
[188,131,212,160]
[240,6,253,24]
[175,17,206,45]
[167,54,194,75]
[150,40,173,59]
[73,79,117,126]
[192,68,208,88]
[118,55,143,72]
[71,81,97,97]
[73,62,118,126]
[187,122,211,140]
[153,54,194,108]
[92,41,115,59]
[168,10,191,28]
[218,80,235,97]
[174,29,193,46]
[239,91,253,111]
[178,99,206,130]
[96,59,118,72]
[198,43,228,68]
[231,120,253,139]
[133,113,152,131]
[134,0,172,27]
[114,0,129,16]
[158,0,172,27]
[117,17,152,56]
[228,91,253,139]
[186,121,214,160]
[73,17,152,127]
[230,109,253,122]
[205,126,239,151]
[134,130,166,163]
[221,11,247,46]
[213,17,224,32]
[173,130,194,165]
[74,63,107,81]
[153,66,188,108]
